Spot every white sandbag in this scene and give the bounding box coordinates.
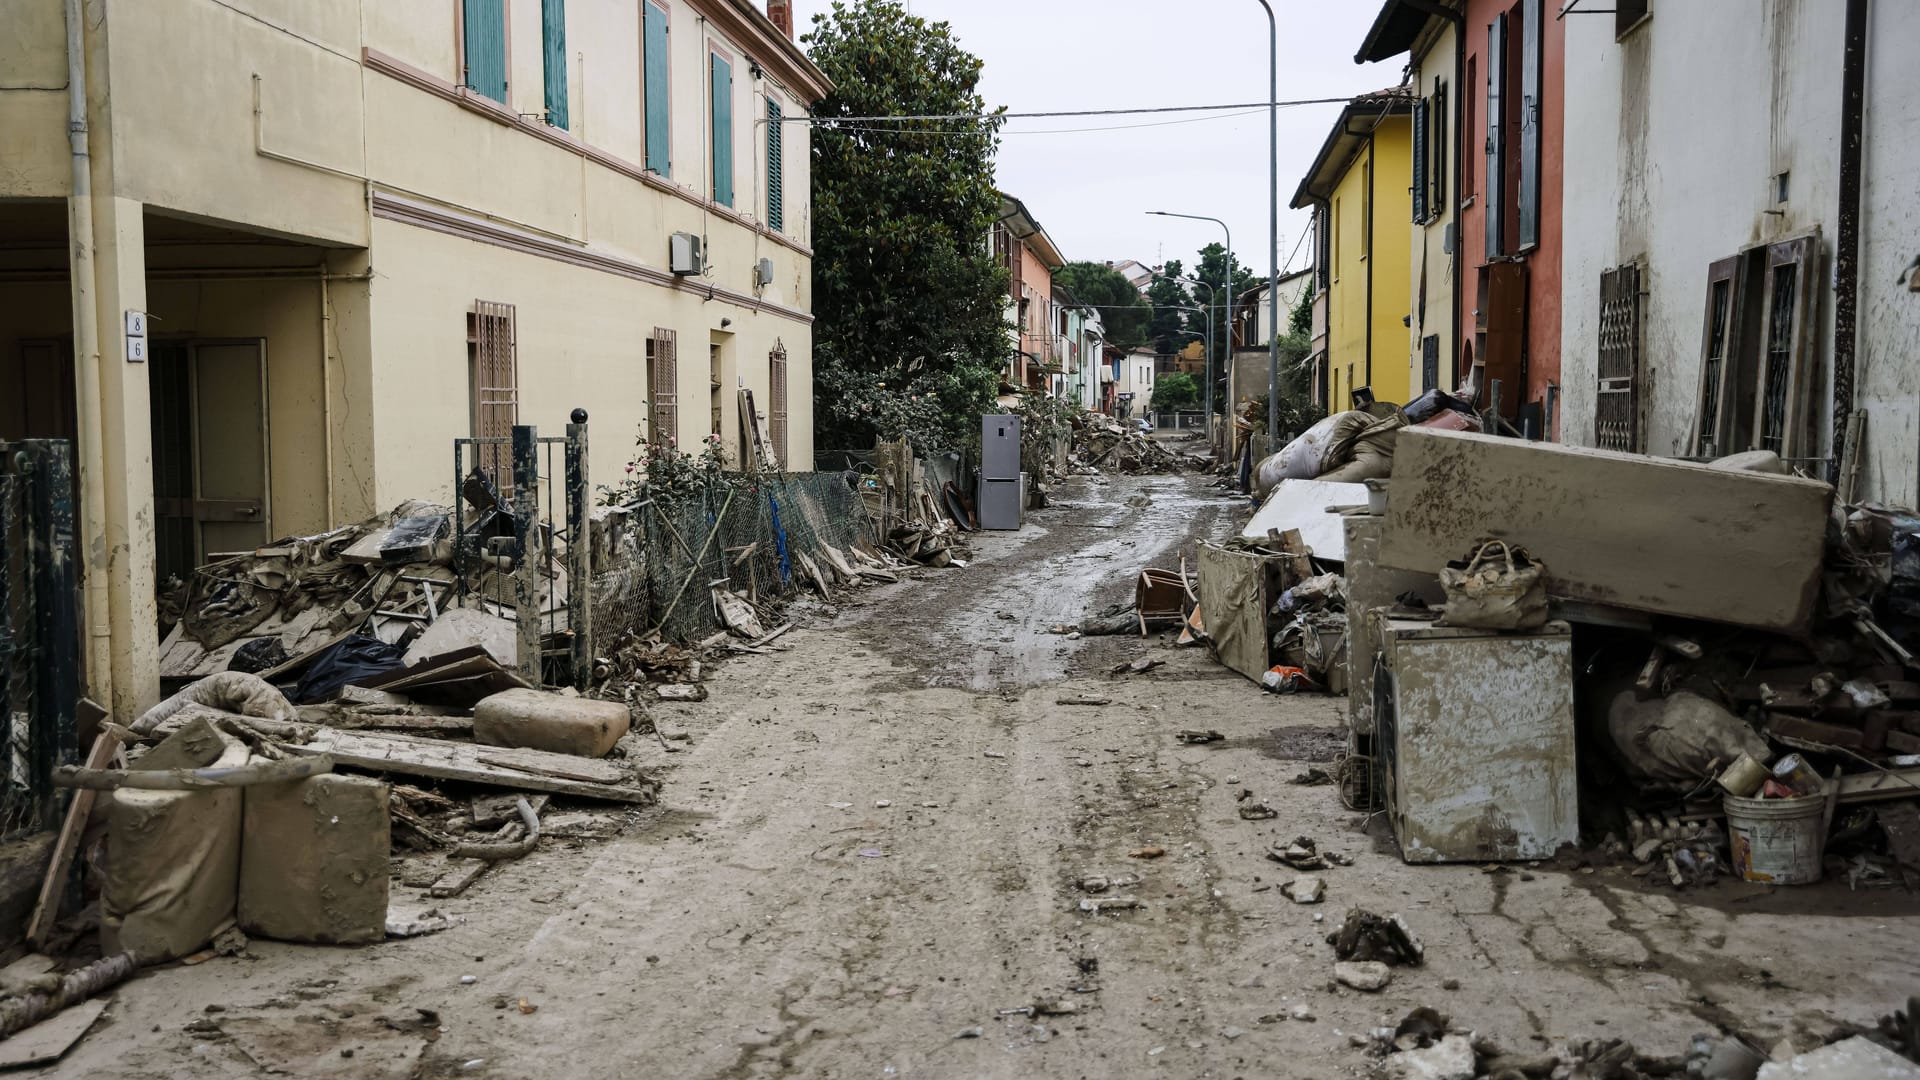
[1605,689,1771,786]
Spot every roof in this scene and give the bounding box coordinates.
[1237,267,1316,304]
[997,192,1066,268]
[1354,0,1458,64]
[1288,87,1416,210]
[716,0,833,103]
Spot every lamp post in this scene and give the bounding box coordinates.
[1254,0,1279,445]
[1150,300,1209,430]
[1147,211,1232,445]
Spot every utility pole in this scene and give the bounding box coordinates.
[1254,0,1279,445]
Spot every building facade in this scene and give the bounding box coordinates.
[1292,89,1416,411]
[0,0,827,716]
[993,193,1065,393]
[1358,0,1564,435]
[1560,0,1919,504]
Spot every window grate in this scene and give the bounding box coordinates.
[1760,263,1797,454]
[648,327,679,450]
[1595,265,1640,452]
[470,301,518,488]
[769,340,789,467]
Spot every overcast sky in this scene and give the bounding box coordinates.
[788,0,1404,277]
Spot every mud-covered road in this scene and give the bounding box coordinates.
[52,471,1920,1079]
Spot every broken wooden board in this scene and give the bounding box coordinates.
[1381,428,1832,632]
[188,711,650,803]
[0,997,109,1068]
[711,589,767,640]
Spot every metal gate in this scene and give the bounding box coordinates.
[1595,264,1642,453]
[0,441,79,839]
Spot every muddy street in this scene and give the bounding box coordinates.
[49,471,1920,1079]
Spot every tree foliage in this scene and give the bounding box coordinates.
[1054,261,1149,352]
[1143,260,1193,355]
[1150,371,1199,413]
[1186,243,1257,415]
[806,1,1009,459]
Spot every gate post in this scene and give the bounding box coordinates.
[564,410,591,689]
[510,426,542,682]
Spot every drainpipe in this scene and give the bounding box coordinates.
[1364,137,1376,395]
[64,0,113,708]
[1830,0,1866,483]
[1449,9,1466,389]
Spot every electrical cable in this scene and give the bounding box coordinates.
[793,96,1355,125]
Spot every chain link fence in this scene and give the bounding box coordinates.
[593,472,872,647]
[0,441,79,841]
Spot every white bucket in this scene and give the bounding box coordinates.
[1724,792,1825,885]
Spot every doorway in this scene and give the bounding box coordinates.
[149,340,270,584]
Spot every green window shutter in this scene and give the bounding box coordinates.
[643,1,670,176]
[766,99,783,231]
[1411,96,1428,222]
[541,0,568,129]
[462,0,507,103]
[711,53,733,206]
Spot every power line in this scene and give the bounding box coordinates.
[795,96,1355,124]
[817,108,1267,137]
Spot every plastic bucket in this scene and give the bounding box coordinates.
[1724,792,1825,885]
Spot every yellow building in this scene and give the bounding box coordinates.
[0,0,828,717]
[1290,88,1415,411]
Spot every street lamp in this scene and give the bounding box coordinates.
[1148,298,1209,430]
[1147,211,1232,444]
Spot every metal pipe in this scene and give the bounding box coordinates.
[1831,0,1867,483]
[63,0,112,710]
[1254,0,1279,444]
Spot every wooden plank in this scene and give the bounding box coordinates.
[0,997,109,1067]
[1835,767,1920,805]
[212,714,647,802]
[27,733,119,948]
[1380,428,1831,632]
[429,860,489,899]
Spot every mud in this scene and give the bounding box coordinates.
[44,472,1920,1079]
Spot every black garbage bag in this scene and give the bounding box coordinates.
[1402,387,1475,425]
[228,636,290,674]
[292,633,407,704]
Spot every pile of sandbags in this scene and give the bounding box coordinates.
[1253,410,1406,498]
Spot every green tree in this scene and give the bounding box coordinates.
[1055,261,1149,352]
[1186,243,1257,415]
[805,1,1010,459]
[1150,371,1199,413]
[1144,260,1192,355]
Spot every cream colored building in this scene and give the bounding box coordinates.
[0,0,828,717]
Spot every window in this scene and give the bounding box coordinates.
[1616,0,1650,40]
[766,98,785,231]
[769,340,789,466]
[1432,79,1448,210]
[469,301,518,484]
[1412,95,1429,223]
[1518,0,1542,250]
[1486,1,1541,256]
[540,0,568,128]
[1484,13,1505,258]
[1462,57,1477,200]
[1331,197,1341,276]
[1421,334,1440,390]
[1688,233,1820,460]
[461,0,507,103]
[710,50,734,207]
[647,327,679,448]
[1595,264,1641,452]
[1361,161,1372,255]
[643,1,670,176]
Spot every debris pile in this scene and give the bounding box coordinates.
[1363,1002,1920,1080]
[1068,412,1189,475]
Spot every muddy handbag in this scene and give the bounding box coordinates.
[1436,539,1548,631]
